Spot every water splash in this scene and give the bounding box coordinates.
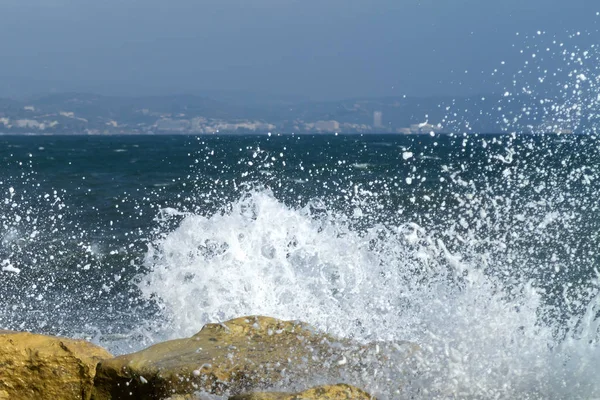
[138,183,600,398]
[442,23,600,134]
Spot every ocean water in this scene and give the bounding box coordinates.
[1,133,599,398]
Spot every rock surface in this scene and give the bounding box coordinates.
[0,331,113,400]
[229,384,375,399]
[92,316,415,399]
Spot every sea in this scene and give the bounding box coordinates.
[1,133,599,398]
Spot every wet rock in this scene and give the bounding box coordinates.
[92,316,416,399]
[229,383,375,399]
[0,331,113,400]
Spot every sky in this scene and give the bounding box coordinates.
[0,0,598,101]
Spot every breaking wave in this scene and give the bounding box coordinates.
[139,183,600,398]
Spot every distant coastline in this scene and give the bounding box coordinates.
[0,92,580,135]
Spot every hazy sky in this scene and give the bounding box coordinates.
[0,0,598,100]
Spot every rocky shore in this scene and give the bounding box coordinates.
[0,316,418,399]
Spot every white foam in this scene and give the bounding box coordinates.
[139,189,600,399]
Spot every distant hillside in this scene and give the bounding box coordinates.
[0,92,586,134]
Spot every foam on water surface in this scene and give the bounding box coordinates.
[138,187,600,399]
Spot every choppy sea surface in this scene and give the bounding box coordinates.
[1,133,600,398]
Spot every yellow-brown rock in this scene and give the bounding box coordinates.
[0,331,113,400]
[229,383,375,399]
[92,316,416,399]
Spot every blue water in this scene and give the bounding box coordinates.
[1,133,600,398]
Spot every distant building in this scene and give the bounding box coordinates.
[341,122,371,132]
[396,122,443,134]
[409,122,442,134]
[190,117,208,132]
[155,118,191,132]
[373,111,383,128]
[313,120,340,132]
[14,119,43,129]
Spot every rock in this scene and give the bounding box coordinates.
[229,383,375,399]
[92,316,416,399]
[0,331,113,400]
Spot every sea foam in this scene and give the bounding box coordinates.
[138,188,600,399]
